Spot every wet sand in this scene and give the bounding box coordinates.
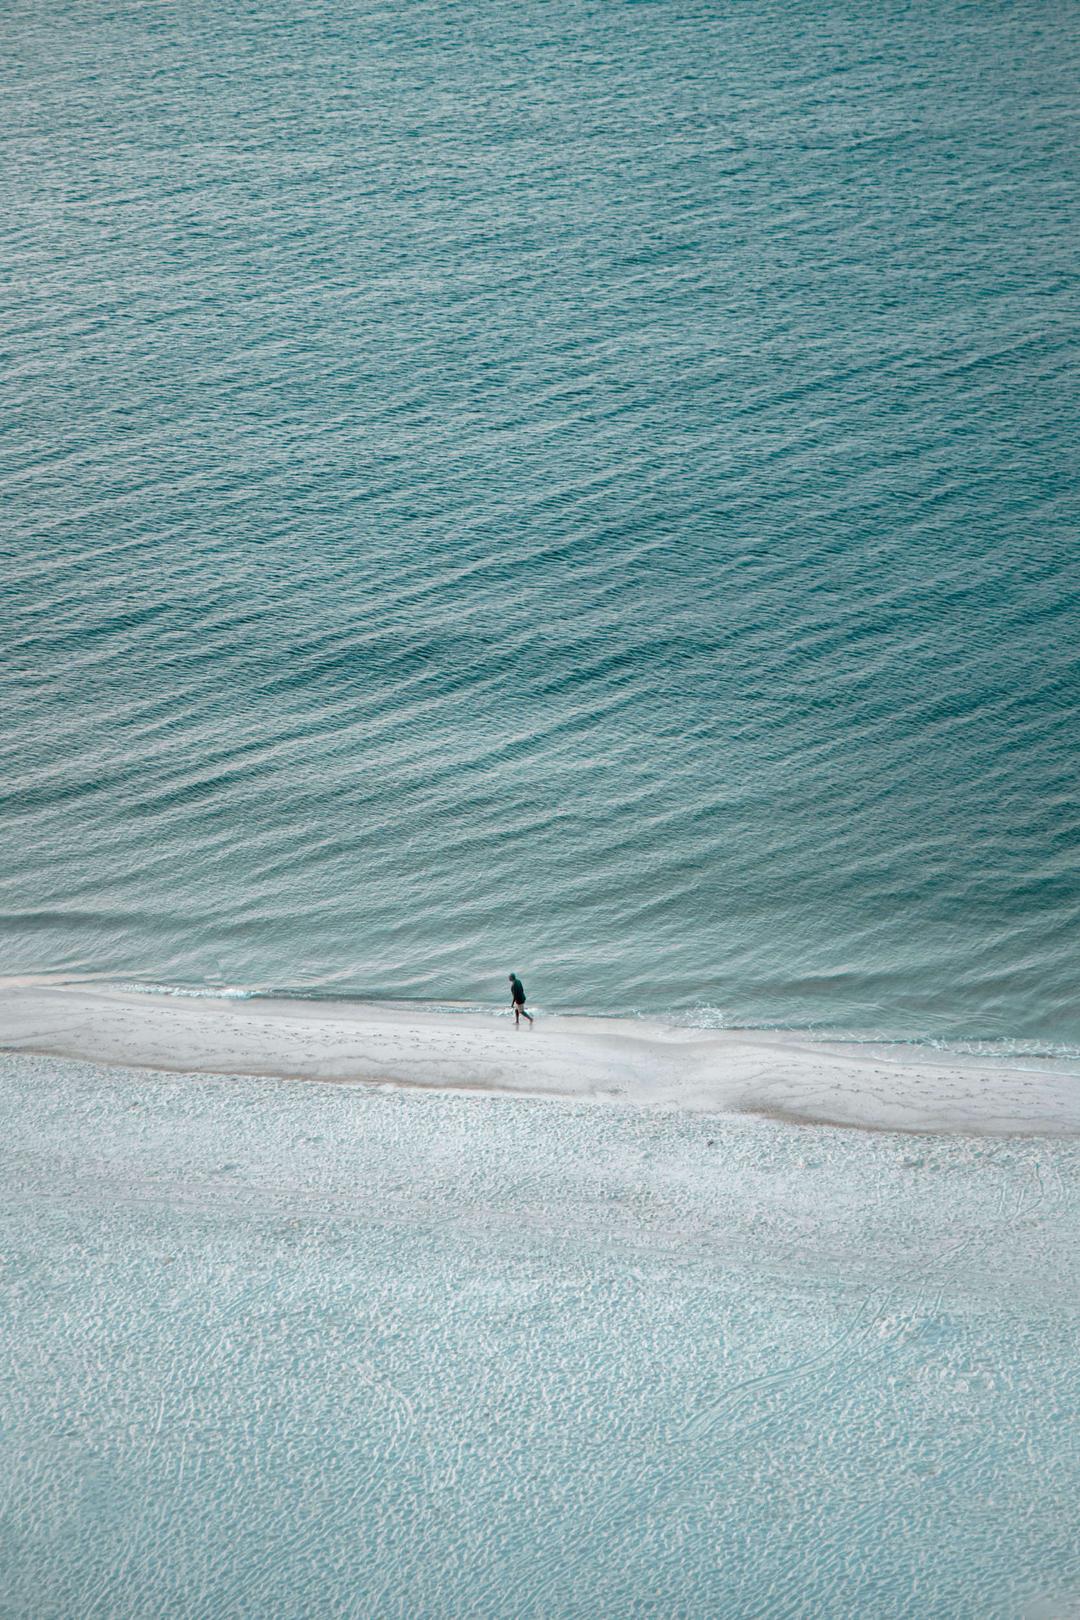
[1,981,1078,1135]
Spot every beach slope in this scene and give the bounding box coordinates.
[0,982,1077,1134]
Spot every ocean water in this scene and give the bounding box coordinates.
[3,1052,1079,1619]
[2,0,1079,1045]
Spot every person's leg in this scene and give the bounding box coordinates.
[513,1004,520,1026]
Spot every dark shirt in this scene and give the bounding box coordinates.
[510,977,526,1005]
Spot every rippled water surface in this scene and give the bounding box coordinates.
[2,0,1079,1041]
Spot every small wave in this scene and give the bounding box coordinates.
[111,982,256,1002]
[110,983,518,1020]
[809,1029,1080,1064]
[645,1004,730,1031]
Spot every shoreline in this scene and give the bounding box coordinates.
[1,980,1078,1136]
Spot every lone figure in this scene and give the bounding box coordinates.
[509,973,533,1027]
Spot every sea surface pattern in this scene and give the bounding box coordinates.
[2,0,1079,1044]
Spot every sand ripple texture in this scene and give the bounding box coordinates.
[2,1053,1080,1618]
[2,0,1079,1044]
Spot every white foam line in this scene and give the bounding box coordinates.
[0,981,1078,1136]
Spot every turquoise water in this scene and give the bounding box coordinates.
[2,0,1079,1044]
[3,1053,1079,1619]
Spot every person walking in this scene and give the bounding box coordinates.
[508,973,533,1027]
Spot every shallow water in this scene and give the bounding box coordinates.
[2,1054,1079,1617]
[3,0,1079,1043]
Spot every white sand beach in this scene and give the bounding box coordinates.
[3,1038,1079,1618]
[2,980,1077,1135]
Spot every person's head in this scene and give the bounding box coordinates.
[509,973,518,983]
